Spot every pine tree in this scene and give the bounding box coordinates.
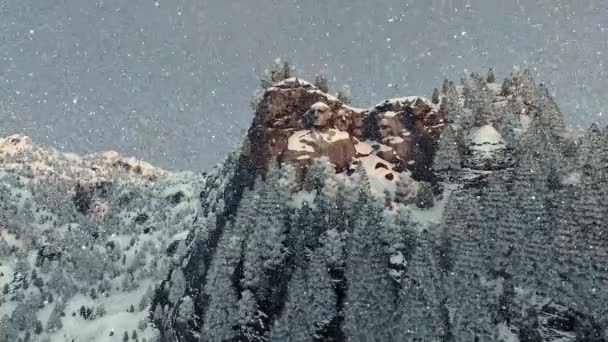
[511,119,561,292]
[536,83,569,140]
[487,68,496,83]
[463,73,491,112]
[518,307,542,341]
[337,84,352,105]
[432,87,440,104]
[241,162,290,300]
[500,78,513,96]
[306,238,339,338]
[448,191,487,278]
[286,202,316,268]
[314,74,329,93]
[270,248,336,342]
[343,195,399,341]
[473,102,497,127]
[433,124,462,176]
[481,174,517,276]
[450,273,496,341]
[270,268,313,341]
[304,157,334,193]
[201,206,249,341]
[381,209,415,282]
[34,320,43,334]
[551,179,579,305]
[0,315,18,342]
[261,58,291,89]
[46,301,64,332]
[442,84,473,131]
[235,290,267,341]
[415,181,435,209]
[564,152,608,318]
[394,173,416,205]
[395,230,444,341]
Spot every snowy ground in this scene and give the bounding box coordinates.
[0,143,210,341]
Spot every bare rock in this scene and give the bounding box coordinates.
[244,79,445,185]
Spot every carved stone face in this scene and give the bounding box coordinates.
[334,108,350,131]
[350,111,364,138]
[378,118,392,139]
[309,102,332,128]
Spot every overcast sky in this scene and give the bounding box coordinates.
[1,0,607,171]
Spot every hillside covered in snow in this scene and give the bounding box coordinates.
[150,66,606,342]
[2,65,607,342]
[0,136,233,342]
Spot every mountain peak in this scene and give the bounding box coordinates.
[0,134,167,185]
[245,77,446,191]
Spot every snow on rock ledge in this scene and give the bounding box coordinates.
[0,134,167,185]
[243,78,446,190]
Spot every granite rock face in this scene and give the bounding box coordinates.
[244,77,446,184]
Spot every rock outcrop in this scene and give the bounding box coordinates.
[244,78,446,185]
[0,134,168,219]
[0,134,166,184]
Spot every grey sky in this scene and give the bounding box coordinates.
[1,0,606,171]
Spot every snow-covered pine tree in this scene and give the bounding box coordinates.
[550,175,579,305]
[511,119,561,292]
[463,73,492,113]
[393,173,416,205]
[432,87,440,104]
[395,230,444,341]
[433,124,462,176]
[500,77,513,96]
[337,84,352,105]
[442,83,474,131]
[200,217,245,341]
[415,181,435,209]
[577,123,603,169]
[473,102,497,127]
[381,209,415,282]
[487,68,496,83]
[270,239,337,341]
[481,174,518,277]
[442,79,450,94]
[235,290,267,341]
[537,84,569,137]
[286,202,316,270]
[314,74,329,93]
[241,161,290,298]
[0,315,18,342]
[343,194,400,341]
[492,97,521,147]
[439,186,498,339]
[252,59,292,111]
[261,58,291,89]
[46,300,66,333]
[450,273,496,342]
[561,134,608,319]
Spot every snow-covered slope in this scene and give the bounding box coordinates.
[0,134,166,184]
[0,137,214,342]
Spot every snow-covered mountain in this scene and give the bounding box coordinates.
[2,66,606,342]
[150,67,605,342]
[0,136,226,342]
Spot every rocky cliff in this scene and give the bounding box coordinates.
[242,69,577,193]
[245,78,445,187]
[148,69,603,342]
[1,68,600,342]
